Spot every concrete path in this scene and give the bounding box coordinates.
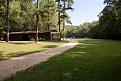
[0,40,78,81]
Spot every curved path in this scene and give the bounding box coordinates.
[0,40,78,81]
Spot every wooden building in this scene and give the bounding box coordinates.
[3,31,60,41]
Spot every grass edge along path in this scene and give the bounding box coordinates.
[0,40,78,81]
[0,41,68,61]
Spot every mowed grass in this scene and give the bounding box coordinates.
[4,39,121,81]
[0,41,67,60]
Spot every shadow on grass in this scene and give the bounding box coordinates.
[43,45,58,48]
[0,51,7,61]
[6,50,45,58]
[0,50,46,61]
[0,41,5,43]
[4,39,121,81]
[9,42,33,45]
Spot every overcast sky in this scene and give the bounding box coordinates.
[67,0,105,26]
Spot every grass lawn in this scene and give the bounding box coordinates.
[0,41,67,60]
[4,39,121,81]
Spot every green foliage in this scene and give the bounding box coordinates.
[56,0,74,32]
[0,0,74,38]
[0,0,6,36]
[98,0,121,39]
[65,0,121,40]
[65,21,99,38]
[38,0,58,30]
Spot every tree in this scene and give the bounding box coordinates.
[0,0,6,39]
[56,0,73,31]
[98,0,121,39]
[35,0,39,42]
[0,0,74,41]
[6,0,10,42]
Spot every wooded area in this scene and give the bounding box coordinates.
[65,0,121,40]
[1,0,121,81]
[1,0,121,41]
[0,0,73,41]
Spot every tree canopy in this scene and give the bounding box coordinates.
[0,0,74,41]
[65,0,121,40]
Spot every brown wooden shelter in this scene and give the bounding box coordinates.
[3,31,60,41]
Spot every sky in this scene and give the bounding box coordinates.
[67,0,105,26]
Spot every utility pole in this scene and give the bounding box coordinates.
[35,0,39,42]
[6,0,9,42]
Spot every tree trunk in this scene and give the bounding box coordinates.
[58,0,61,32]
[62,0,66,40]
[35,0,39,43]
[47,0,50,31]
[58,0,61,41]
[6,0,9,42]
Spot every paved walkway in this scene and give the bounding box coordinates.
[0,40,78,81]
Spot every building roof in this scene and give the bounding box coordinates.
[8,31,51,35]
[5,31,60,35]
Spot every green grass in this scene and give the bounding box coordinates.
[4,39,121,81]
[0,41,67,60]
